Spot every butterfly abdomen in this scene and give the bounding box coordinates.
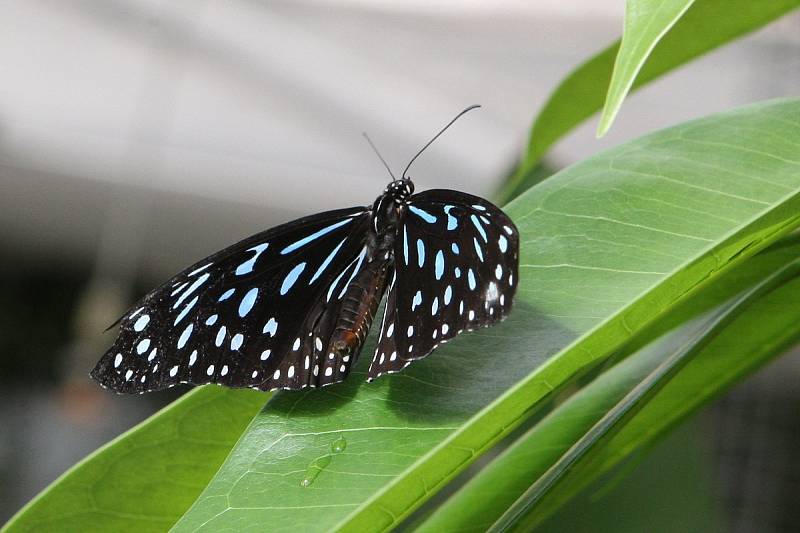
[327,256,393,373]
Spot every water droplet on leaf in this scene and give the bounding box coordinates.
[331,436,347,454]
[300,454,332,487]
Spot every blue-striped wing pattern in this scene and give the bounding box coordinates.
[91,207,372,393]
[368,190,519,380]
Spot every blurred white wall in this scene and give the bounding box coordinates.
[0,0,796,281]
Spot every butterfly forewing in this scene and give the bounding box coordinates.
[368,190,519,379]
[91,207,372,393]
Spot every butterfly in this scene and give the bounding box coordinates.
[91,106,519,394]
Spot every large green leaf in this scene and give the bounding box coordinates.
[525,254,800,530]
[2,387,267,533]
[597,0,697,137]
[171,100,800,532]
[498,0,800,204]
[403,239,800,532]
[509,256,800,531]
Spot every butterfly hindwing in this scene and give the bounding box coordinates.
[91,207,373,393]
[368,190,519,380]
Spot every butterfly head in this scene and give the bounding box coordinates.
[385,178,414,201]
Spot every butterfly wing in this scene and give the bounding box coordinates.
[368,189,519,380]
[91,206,374,393]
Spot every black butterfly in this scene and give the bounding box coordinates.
[91,106,519,394]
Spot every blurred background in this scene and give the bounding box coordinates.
[1,1,798,531]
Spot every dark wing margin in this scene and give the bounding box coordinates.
[91,206,374,393]
[368,189,519,380]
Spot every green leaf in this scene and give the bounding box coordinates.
[597,0,697,137]
[2,387,267,533]
[527,251,800,530]
[499,258,800,532]
[415,238,800,532]
[172,99,800,532]
[417,237,800,532]
[498,0,800,204]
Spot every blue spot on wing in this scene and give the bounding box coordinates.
[310,238,347,283]
[173,273,210,308]
[444,205,458,230]
[435,250,445,280]
[403,226,409,265]
[133,314,150,331]
[337,247,367,299]
[231,333,244,350]
[174,296,198,325]
[280,263,306,295]
[263,317,278,336]
[238,288,258,317]
[417,239,425,268]
[280,218,354,255]
[235,243,269,276]
[474,238,484,262]
[470,214,488,242]
[409,206,437,223]
[215,326,227,347]
[177,324,193,349]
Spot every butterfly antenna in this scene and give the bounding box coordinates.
[362,132,397,182]
[402,104,481,180]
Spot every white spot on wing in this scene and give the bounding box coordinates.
[263,317,278,336]
[498,235,508,253]
[188,263,213,276]
[412,290,422,310]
